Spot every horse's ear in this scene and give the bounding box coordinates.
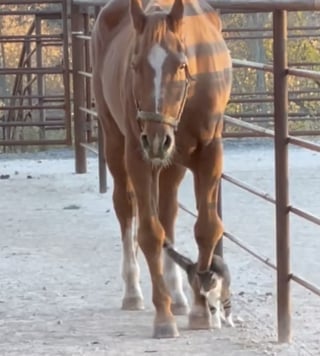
[167,0,184,32]
[130,0,146,33]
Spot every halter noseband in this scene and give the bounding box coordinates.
[135,66,193,131]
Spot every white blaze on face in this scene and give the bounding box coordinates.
[147,43,168,113]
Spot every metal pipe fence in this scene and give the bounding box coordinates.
[0,0,71,149]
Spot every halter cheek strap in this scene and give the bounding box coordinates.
[135,66,192,131]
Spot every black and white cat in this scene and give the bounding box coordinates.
[164,242,234,328]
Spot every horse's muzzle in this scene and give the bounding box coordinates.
[136,110,176,162]
[140,131,174,161]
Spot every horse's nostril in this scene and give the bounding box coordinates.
[162,135,172,151]
[140,134,150,150]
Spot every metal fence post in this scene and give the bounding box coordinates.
[273,9,291,343]
[71,4,87,173]
[35,15,45,142]
[97,121,107,193]
[215,181,223,257]
[62,0,72,145]
[92,5,107,193]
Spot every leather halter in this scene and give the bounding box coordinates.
[135,66,193,131]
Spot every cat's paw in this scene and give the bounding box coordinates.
[212,312,222,329]
[220,311,226,322]
[225,314,235,328]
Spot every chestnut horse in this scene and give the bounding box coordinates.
[91,0,232,338]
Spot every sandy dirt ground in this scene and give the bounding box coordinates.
[0,139,320,355]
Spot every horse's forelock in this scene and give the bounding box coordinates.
[136,10,184,55]
[136,14,169,49]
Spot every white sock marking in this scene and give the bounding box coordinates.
[121,227,143,300]
[147,43,168,113]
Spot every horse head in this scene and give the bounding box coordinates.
[130,0,191,165]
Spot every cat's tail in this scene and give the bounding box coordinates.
[163,240,194,273]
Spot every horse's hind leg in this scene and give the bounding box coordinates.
[98,106,144,310]
[189,137,224,329]
[159,164,189,315]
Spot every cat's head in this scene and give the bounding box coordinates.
[197,270,219,295]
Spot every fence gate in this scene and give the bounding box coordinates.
[0,0,71,152]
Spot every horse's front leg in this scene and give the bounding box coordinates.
[159,164,189,315]
[126,149,178,338]
[189,137,224,329]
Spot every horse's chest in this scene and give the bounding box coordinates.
[184,107,223,140]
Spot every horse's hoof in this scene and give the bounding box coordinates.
[121,296,144,310]
[171,302,190,316]
[153,321,179,338]
[189,312,212,330]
